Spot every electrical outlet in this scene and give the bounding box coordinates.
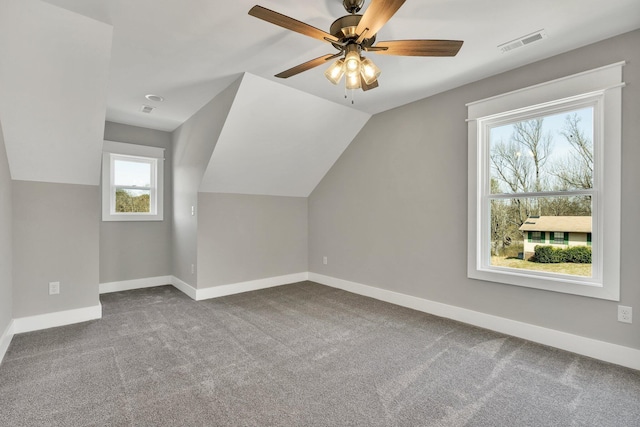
[191,264,195,274]
[618,305,632,324]
[49,281,60,295]
[323,256,328,265]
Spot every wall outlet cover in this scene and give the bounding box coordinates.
[618,305,632,324]
[49,281,60,295]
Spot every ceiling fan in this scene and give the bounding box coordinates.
[248,0,463,92]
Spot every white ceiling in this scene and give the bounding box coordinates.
[0,0,638,194]
[200,73,370,197]
[38,0,640,132]
[0,0,112,185]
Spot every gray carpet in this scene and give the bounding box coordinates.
[1,282,639,426]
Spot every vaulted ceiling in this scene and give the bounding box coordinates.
[40,0,640,131]
[200,73,370,197]
[0,0,112,185]
[0,0,639,193]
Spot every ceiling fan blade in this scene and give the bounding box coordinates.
[373,40,463,56]
[361,76,379,91]
[355,0,406,39]
[275,54,337,78]
[249,5,339,43]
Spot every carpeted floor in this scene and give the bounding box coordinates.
[1,282,639,426]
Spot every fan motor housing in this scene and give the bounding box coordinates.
[329,15,376,50]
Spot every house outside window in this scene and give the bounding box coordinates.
[467,62,623,301]
[102,141,165,221]
[520,216,591,258]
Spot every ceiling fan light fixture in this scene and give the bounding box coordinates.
[360,57,380,85]
[249,1,464,94]
[324,59,346,84]
[345,70,362,89]
[345,55,360,72]
[344,44,361,73]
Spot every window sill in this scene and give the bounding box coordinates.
[102,213,164,222]
[468,266,618,301]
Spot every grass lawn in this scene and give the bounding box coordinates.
[491,256,592,277]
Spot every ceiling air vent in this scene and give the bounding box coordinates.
[498,29,547,53]
[140,105,155,113]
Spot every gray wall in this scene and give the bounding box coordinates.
[197,193,308,287]
[309,29,640,350]
[12,181,99,317]
[101,122,173,283]
[0,120,12,333]
[172,76,242,286]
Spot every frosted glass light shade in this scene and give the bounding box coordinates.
[345,49,360,73]
[360,57,381,85]
[324,59,345,85]
[345,70,361,89]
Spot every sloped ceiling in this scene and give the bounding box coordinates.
[1,0,639,195]
[200,73,370,197]
[0,0,112,185]
[40,0,640,132]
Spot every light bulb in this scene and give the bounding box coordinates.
[324,59,345,85]
[345,70,361,90]
[360,57,381,85]
[345,47,360,73]
[346,58,359,72]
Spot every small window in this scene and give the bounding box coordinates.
[102,141,164,221]
[553,232,565,245]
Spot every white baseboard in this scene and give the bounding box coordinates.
[13,303,103,335]
[309,272,640,371]
[194,272,309,301]
[99,276,173,294]
[0,320,14,365]
[5,272,637,370]
[171,276,198,300]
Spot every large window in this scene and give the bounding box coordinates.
[467,62,624,300]
[102,141,164,221]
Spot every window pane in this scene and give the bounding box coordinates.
[489,195,592,277]
[554,232,565,244]
[115,189,150,213]
[489,107,594,194]
[114,159,151,187]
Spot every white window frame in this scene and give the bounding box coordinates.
[467,62,624,301]
[102,140,165,222]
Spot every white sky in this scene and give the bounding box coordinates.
[489,106,593,192]
[114,159,151,187]
[490,106,593,159]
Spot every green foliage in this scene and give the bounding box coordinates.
[564,246,592,263]
[534,245,566,263]
[533,245,591,264]
[115,189,150,213]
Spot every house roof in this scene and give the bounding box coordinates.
[519,216,592,233]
